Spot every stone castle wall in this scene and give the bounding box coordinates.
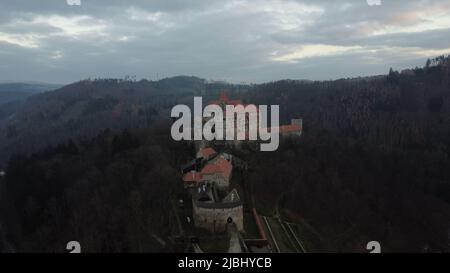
[202,173,229,191]
[192,200,243,233]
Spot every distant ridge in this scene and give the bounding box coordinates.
[0,82,63,93]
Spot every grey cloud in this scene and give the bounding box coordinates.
[0,0,449,83]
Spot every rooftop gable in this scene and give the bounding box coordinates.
[201,157,232,177]
[223,188,241,203]
[197,147,217,160]
[182,171,202,183]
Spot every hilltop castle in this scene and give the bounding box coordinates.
[182,146,243,233]
[179,93,302,234]
[206,92,303,147]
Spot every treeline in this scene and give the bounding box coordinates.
[0,76,248,165]
[0,125,194,252]
[241,56,450,252]
[1,56,449,252]
[245,132,450,252]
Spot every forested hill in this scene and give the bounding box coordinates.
[0,82,62,132]
[0,76,249,166]
[240,56,450,252]
[1,57,448,167]
[247,56,450,151]
[1,127,194,252]
[0,56,449,252]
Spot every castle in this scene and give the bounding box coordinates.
[182,146,243,233]
[179,93,302,234]
[192,184,243,233]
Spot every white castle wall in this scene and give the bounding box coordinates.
[192,200,243,233]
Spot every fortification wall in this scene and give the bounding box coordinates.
[202,173,229,190]
[192,201,243,233]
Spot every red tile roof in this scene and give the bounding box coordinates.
[182,171,203,183]
[201,157,232,177]
[280,124,302,134]
[265,124,302,135]
[209,100,244,106]
[227,99,244,106]
[219,92,229,102]
[209,92,243,106]
[199,147,217,159]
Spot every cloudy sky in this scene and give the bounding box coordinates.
[0,0,450,84]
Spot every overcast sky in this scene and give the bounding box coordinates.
[0,0,449,84]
